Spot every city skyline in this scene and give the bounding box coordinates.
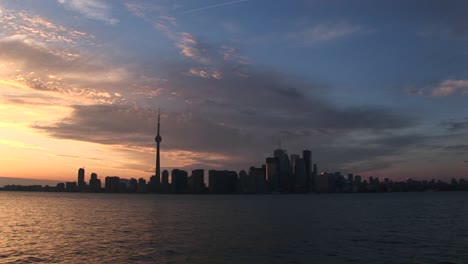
[1,1,468,184]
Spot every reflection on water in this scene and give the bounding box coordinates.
[1,192,468,263]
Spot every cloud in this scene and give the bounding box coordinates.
[444,145,468,151]
[31,53,417,170]
[0,36,128,104]
[125,2,247,69]
[32,104,257,167]
[0,6,94,46]
[431,79,468,97]
[443,119,468,131]
[57,0,118,24]
[407,79,468,97]
[290,22,372,45]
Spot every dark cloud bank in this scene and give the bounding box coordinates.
[32,60,418,171]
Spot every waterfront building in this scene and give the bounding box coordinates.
[138,178,147,193]
[209,170,238,194]
[105,176,120,193]
[65,181,78,192]
[294,158,307,192]
[191,169,205,194]
[302,150,312,188]
[161,170,169,193]
[250,166,267,193]
[172,169,188,193]
[78,168,86,191]
[316,172,329,193]
[274,149,291,192]
[89,172,101,192]
[266,157,280,192]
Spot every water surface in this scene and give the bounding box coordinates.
[1,192,467,263]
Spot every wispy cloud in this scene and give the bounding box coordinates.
[290,22,372,45]
[431,79,468,97]
[57,0,118,24]
[0,6,94,47]
[407,79,468,97]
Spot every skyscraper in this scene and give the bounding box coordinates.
[155,109,162,186]
[77,167,85,191]
[266,157,280,192]
[302,150,312,188]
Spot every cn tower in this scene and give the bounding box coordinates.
[155,108,162,183]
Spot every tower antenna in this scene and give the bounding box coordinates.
[155,108,162,185]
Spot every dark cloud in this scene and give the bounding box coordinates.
[444,145,468,151]
[32,104,254,155]
[444,120,468,131]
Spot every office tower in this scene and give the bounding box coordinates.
[161,170,169,193]
[249,166,267,193]
[155,109,162,188]
[294,158,307,192]
[105,176,120,193]
[129,178,138,193]
[239,170,252,193]
[266,157,280,192]
[290,154,299,169]
[302,150,312,188]
[209,170,238,194]
[347,174,354,184]
[56,183,65,192]
[274,148,291,192]
[77,168,85,191]
[89,172,101,192]
[316,172,329,193]
[191,169,205,194]
[65,182,78,192]
[138,178,147,193]
[171,169,188,193]
[148,175,158,192]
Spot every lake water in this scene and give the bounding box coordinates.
[1,192,468,263]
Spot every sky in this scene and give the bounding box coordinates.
[1,0,468,183]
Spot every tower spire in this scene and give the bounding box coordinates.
[157,108,160,136]
[155,108,162,188]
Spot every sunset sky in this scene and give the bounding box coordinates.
[1,0,468,183]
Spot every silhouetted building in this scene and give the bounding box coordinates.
[250,166,268,193]
[129,178,138,193]
[148,175,158,192]
[161,170,169,193]
[239,170,255,193]
[266,157,280,192]
[138,178,147,193]
[312,163,318,189]
[191,169,205,194]
[294,158,307,192]
[65,181,78,192]
[316,172,329,193]
[209,170,238,194]
[89,172,101,192]
[56,182,65,192]
[78,168,86,191]
[105,176,120,193]
[274,149,291,192]
[172,169,188,193]
[302,150,312,188]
